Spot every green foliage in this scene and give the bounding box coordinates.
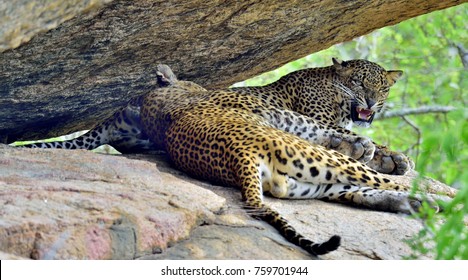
[406,183,468,260]
[237,5,467,259]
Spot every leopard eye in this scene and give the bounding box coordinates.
[351,79,364,88]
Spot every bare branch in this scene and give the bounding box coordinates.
[456,43,468,69]
[401,116,421,160]
[375,106,456,120]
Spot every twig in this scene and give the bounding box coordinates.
[375,106,455,120]
[401,116,421,161]
[455,43,468,69]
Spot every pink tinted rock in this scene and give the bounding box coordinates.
[0,145,224,259]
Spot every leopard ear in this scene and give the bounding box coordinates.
[156,64,179,87]
[332,57,343,67]
[332,58,353,77]
[386,70,403,86]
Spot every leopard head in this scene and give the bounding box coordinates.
[156,64,207,92]
[332,58,403,127]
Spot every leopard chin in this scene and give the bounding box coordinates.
[354,120,372,128]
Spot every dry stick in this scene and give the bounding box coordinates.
[375,106,455,120]
[401,115,422,160]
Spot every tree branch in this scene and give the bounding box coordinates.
[375,106,456,120]
[401,116,421,159]
[456,43,468,69]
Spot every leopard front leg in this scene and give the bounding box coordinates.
[254,107,375,163]
[252,107,413,174]
[328,131,414,175]
[318,125,414,174]
[324,131,375,163]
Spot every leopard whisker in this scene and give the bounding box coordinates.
[333,81,355,99]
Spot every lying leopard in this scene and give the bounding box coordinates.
[19,59,412,175]
[16,60,446,257]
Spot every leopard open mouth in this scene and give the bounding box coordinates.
[351,104,375,124]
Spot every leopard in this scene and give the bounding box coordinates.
[229,58,412,175]
[19,59,411,175]
[15,60,447,257]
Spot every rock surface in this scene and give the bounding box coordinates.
[0,0,464,143]
[0,0,112,52]
[0,144,456,260]
[0,144,224,259]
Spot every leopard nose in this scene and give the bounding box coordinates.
[366,99,376,109]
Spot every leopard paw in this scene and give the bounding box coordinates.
[406,193,452,214]
[329,135,375,163]
[394,196,433,214]
[366,146,413,175]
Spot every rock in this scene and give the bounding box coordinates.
[0,0,112,52]
[0,144,224,259]
[0,144,456,259]
[138,155,456,260]
[0,0,464,143]
[0,250,27,260]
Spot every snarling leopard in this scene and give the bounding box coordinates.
[16,59,446,257]
[230,58,413,175]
